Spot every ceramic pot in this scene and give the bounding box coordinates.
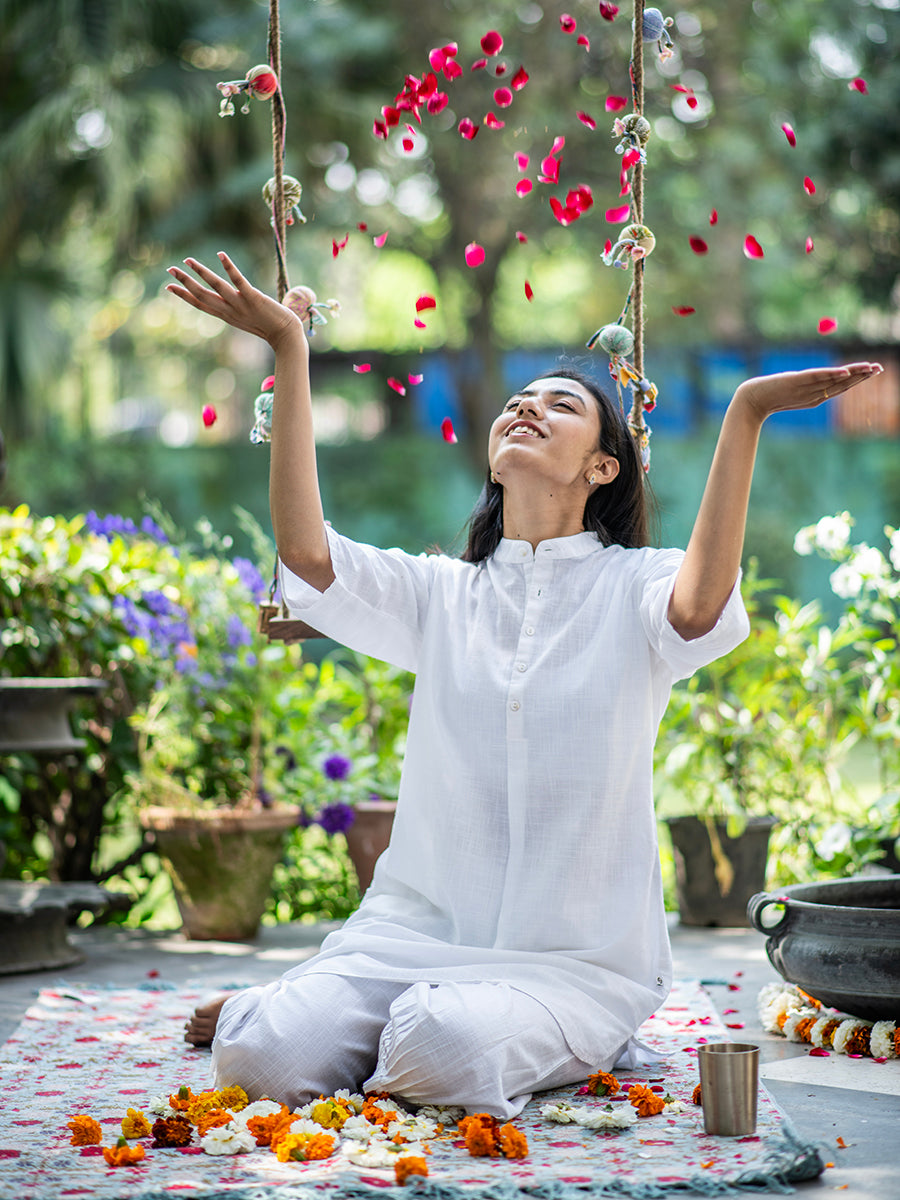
[139,805,299,941]
[748,876,900,1020]
[666,815,777,927]
[343,800,396,894]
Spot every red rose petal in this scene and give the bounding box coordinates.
[577,34,591,50]
[408,373,423,385]
[560,14,576,33]
[803,175,816,194]
[428,47,447,71]
[387,377,407,395]
[551,135,565,154]
[606,95,628,112]
[599,3,619,20]
[743,234,764,258]
[672,306,695,316]
[464,242,485,268]
[415,294,437,313]
[524,280,534,301]
[352,363,372,373]
[539,155,560,184]
[515,179,533,197]
[426,92,449,115]
[458,117,479,140]
[494,87,513,108]
[357,222,368,232]
[481,30,503,56]
[201,404,217,427]
[511,66,529,91]
[709,209,718,225]
[414,319,426,329]
[689,236,708,254]
[818,317,837,334]
[444,60,463,81]
[332,234,349,258]
[515,231,528,243]
[606,203,631,222]
[515,152,530,171]
[402,137,414,152]
[809,1048,830,1057]
[621,148,641,169]
[373,231,389,248]
[261,375,275,391]
[805,236,814,253]
[577,111,597,129]
[441,417,458,443]
[485,111,505,129]
[781,122,797,147]
[849,77,868,94]
[471,57,488,71]
[494,62,507,76]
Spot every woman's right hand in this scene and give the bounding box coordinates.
[166,252,304,352]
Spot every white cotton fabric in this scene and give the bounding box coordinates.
[271,527,749,1074]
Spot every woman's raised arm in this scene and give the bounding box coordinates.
[668,360,882,641]
[166,253,335,591]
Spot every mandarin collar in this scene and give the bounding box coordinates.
[493,531,603,562]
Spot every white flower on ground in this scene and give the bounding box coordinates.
[832,1018,871,1055]
[342,1139,428,1167]
[230,1098,283,1129]
[783,1008,822,1042]
[415,1103,466,1126]
[815,513,852,553]
[757,983,806,1033]
[870,1021,898,1059]
[339,1115,375,1141]
[333,1088,365,1114]
[289,1117,328,1137]
[541,1101,636,1131]
[830,563,863,599]
[793,526,815,556]
[148,1095,176,1117]
[386,1114,439,1141]
[663,1099,691,1114]
[201,1123,256,1155]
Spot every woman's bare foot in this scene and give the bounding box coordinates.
[184,995,230,1047]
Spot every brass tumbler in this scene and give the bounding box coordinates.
[697,1042,759,1136]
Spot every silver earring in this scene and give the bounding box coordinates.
[589,473,596,485]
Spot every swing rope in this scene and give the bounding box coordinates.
[268,0,289,302]
[629,0,646,437]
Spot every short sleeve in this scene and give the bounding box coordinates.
[638,549,750,680]
[278,527,442,672]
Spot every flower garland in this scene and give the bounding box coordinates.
[758,982,900,1061]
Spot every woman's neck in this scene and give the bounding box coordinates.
[500,482,587,550]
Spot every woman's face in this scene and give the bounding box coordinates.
[488,376,618,488]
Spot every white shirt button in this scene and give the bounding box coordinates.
[516,662,527,672]
[525,626,535,636]
[509,700,520,711]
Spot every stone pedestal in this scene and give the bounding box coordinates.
[0,881,129,975]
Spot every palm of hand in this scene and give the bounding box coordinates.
[737,362,881,419]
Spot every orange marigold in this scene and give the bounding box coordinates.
[499,1123,529,1159]
[820,1018,842,1048]
[587,1070,620,1098]
[187,1092,222,1124]
[247,1105,293,1147]
[458,1113,500,1158]
[628,1085,666,1117]
[846,1025,872,1056]
[798,989,822,1008]
[102,1137,146,1167]
[168,1085,200,1112]
[362,1095,399,1129]
[151,1115,193,1148]
[692,1084,702,1106]
[395,1155,429,1185]
[894,1028,900,1057]
[274,1131,336,1162]
[68,1114,103,1146]
[794,1017,817,1043]
[196,1108,234,1138]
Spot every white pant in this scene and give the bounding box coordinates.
[212,973,593,1118]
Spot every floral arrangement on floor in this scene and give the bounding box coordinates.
[758,982,899,1060]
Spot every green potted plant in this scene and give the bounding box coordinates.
[654,562,859,926]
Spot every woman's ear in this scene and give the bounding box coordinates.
[590,455,620,486]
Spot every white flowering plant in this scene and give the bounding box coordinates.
[794,513,900,869]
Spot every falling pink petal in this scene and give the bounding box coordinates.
[605,95,628,112]
[689,236,708,254]
[709,209,718,225]
[818,317,838,334]
[621,147,641,169]
[515,179,533,197]
[743,234,764,258]
[604,238,612,255]
[382,105,401,127]
[441,417,458,443]
[726,1023,745,1029]
[849,77,868,94]
[402,137,414,152]
[672,306,696,316]
[568,184,593,212]
[481,29,503,56]
[599,2,619,20]
[414,318,427,329]
[387,377,407,395]
[511,66,529,90]
[415,294,437,312]
[485,111,505,129]
[444,60,463,81]
[261,375,275,391]
[428,47,447,71]
[516,230,528,243]
[494,86,513,108]
[357,222,368,232]
[550,135,565,154]
[458,117,479,140]
[408,373,423,385]
[606,203,631,222]
[550,196,573,225]
[494,62,507,76]
[539,155,560,184]
[781,122,797,147]
[353,363,372,373]
[515,152,530,171]
[805,236,814,253]
[372,119,388,139]
[471,57,488,71]
[201,404,217,427]
[332,235,349,258]
[524,280,534,301]
[577,34,591,50]
[803,175,816,194]
[560,13,576,33]
[465,242,485,268]
[426,92,449,114]
[373,231,389,248]
[577,111,597,129]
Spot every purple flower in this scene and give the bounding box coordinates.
[317,802,356,835]
[85,511,167,544]
[226,614,252,649]
[323,754,352,781]
[233,557,267,603]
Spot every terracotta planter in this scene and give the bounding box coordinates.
[344,800,396,894]
[666,815,777,928]
[139,805,299,941]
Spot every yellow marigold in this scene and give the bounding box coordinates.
[68,1115,102,1146]
[196,1108,234,1138]
[121,1108,152,1139]
[102,1137,146,1167]
[187,1091,222,1124]
[587,1070,620,1098]
[274,1132,336,1163]
[820,1018,842,1048]
[217,1085,249,1112]
[628,1084,666,1117]
[395,1155,429,1184]
[310,1097,352,1129]
[499,1123,529,1159]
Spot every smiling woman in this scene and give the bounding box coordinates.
[164,250,880,1121]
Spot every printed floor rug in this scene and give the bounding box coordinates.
[0,979,823,1200]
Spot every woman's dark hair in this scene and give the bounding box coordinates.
[461,365,654,563]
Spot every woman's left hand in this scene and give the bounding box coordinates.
[734,361,883,422]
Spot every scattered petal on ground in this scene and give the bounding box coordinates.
[465,242,485,267]
[441,417,458,443]
[743,234,764,258]
[818,317,837,334]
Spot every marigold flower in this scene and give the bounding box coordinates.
[395,1155,429,1184]
[168,1085,198,1112]
[310,1098,352,1130]
[628,1084,666,1117]
[692,1083,702,1105]
[68,1115,103,1146]
[121,1108,152,1139]
[499,1123,529,1158]
[275,1131,337,1162]
[197,1108,234,1138]
[187,1092,221,1124]
[151,1115,193,1148]
[247,1105,293,1146]
[587,1070,620,1098]
[103,1137,146,1167]
[217,1085,249,1112]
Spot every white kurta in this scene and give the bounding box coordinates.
[278,527,749,1069]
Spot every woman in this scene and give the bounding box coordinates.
[167,252,880,1117]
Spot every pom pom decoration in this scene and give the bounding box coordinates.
[262,175,306,226]
[217,64,280,117]
[612,113,652,164]
[250,375,275,445]
[602,223,656,269]
[641,8,675,61]
[587,323,635,358]
[282,285,341,336]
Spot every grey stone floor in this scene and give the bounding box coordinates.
[1,917,897,1198]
